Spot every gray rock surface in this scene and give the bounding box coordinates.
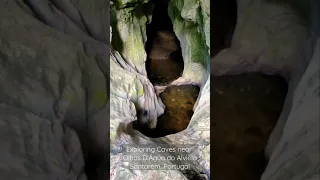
[211,0,309,79]
[0,0,109,179]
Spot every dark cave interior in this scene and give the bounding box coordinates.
[211,0,237,57]
[145,0,184,85]
[134,0,200,138]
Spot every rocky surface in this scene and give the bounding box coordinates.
[168,0,210,86]
[0,0,109,179]
[211,0,309,79]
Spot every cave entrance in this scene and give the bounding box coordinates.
[134,0,200,138]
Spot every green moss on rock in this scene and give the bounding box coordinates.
[168,0,210,84]
[110,1,153,75]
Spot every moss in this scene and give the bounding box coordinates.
[124,21,145,64]
[138,88,144,96]
[111,0,123,9]
[110,2,151,69]
[167,0,210,84]
[168,0,209,67]
[112,0,148,9]
[126,78,144,101]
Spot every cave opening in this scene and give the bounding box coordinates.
[133,0,200,138]
[211,1,289,180]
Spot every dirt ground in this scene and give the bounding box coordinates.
[211,73,288,180]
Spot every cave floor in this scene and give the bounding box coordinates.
[211,73,288,180]
[138,85,200,138]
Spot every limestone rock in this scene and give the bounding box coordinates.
[168,0,210,86]
[211,0,309,79]
[0,0,109,179]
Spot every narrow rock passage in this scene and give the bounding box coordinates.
[211,73,288,180]
[145,0,184,85]
[136,0,199,137]
[146,30,184,85]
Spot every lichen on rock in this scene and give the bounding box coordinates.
[110,0,153,76]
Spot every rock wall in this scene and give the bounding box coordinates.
[0,0,110,179]
[110,0,164,129]
[209,0,319,179]
[168,0,210,85]
[262,37,319,180]
[262,0,320,179]
[211,0,309,80]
